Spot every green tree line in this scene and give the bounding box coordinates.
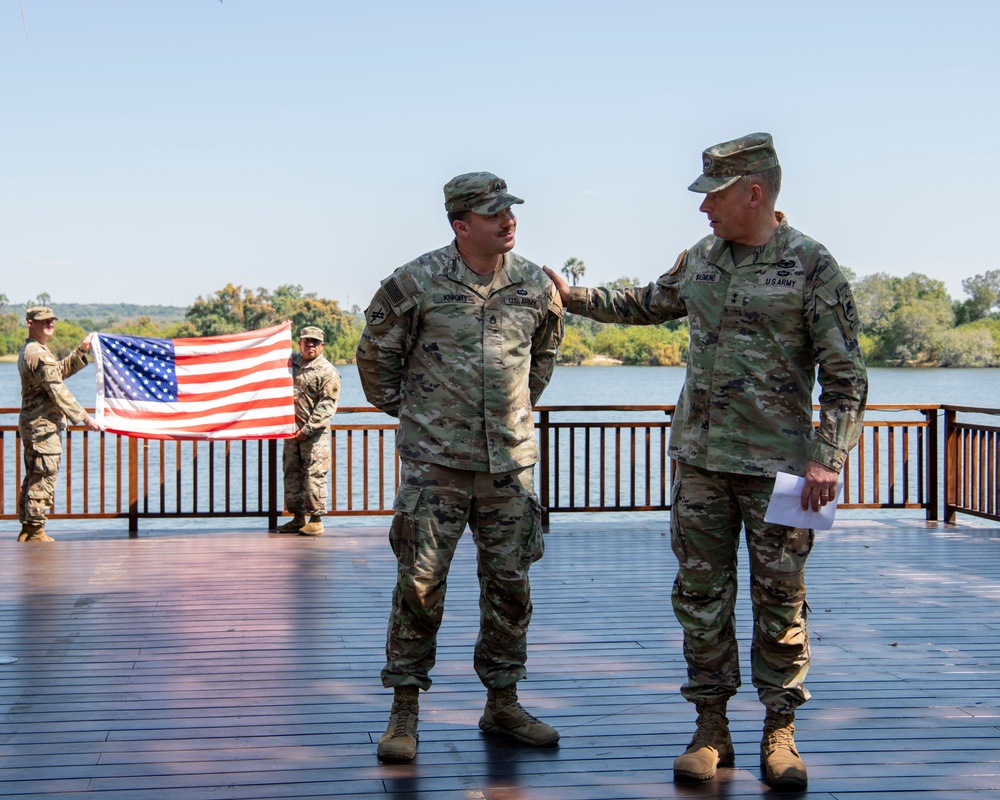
[0,285,365,362]
[3,268,1000,367]
[557,267,1000,367]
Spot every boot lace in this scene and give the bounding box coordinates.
[493,688,542,725]
[689,708,727,748]
[763,716,798,754]
[389,699,417,736]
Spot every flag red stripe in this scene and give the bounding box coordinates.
[175,339,292,367]
[103,398,295,423]
[171,322,291,348]
[173,376,293,404]
[178,364,293,391]
[103,415,297,440]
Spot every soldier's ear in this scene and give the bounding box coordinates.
[452,218,469,239]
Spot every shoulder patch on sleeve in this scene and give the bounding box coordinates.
[837,282,859,328]
[364,288,397,332]
[667,249,688,275]
[547,282,564,316]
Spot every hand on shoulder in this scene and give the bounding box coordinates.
[542,266,570,303]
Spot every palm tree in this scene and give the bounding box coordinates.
[562,257,586,287]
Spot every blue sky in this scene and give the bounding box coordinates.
[3,0,997,311]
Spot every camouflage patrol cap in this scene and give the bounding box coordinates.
[299,326,324,342]
[26,306,57,322]
[688,132,780,193]
[443,172,524,214]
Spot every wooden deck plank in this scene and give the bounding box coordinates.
[0,517,999,798]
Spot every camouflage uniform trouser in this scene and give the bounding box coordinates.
[282,432,330,517]
[19,433,61,528]
[670,461,813,714]
[381,459,544,691]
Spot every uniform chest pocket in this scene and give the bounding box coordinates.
[726,275,804,325]
[498,299,542,346]
[424,297,484,350]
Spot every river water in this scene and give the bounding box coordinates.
[1,362,997,413]
[1,362,997,531]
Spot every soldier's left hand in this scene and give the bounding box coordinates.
[80,333,95,352]
[801,459,840,512]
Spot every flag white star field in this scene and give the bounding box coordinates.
[93,322,296,440]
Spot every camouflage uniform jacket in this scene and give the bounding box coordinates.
[566,214,868,476]
[291,351,341,438]
[18,339,90,450]
[356,241,564,473]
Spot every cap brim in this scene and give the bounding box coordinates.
[687,174,741,194]
[468,194,524,215]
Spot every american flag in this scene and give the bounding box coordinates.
[92,322,297,440]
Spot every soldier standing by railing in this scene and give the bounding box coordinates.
[17,306,100,542]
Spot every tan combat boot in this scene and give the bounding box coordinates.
[275,514,305,533]
[479,684,559,746]
[18,524,54,543]
[673,701,735,782]
[760,709,808,789]
[378,686,419,762]
[298,515,324,536]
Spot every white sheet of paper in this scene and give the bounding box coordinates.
[763,471,841,531]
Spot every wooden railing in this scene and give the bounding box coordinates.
[2,404,997,533]
[536,404,944,522]
[944,406,1000,522]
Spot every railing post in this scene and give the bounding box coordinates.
[128,436,139,535]
[943,407,957,523]
[926,408,938,522]
[539,410,550,528]
[267,439,279,531]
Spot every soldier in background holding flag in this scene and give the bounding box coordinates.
[17,306,101,542]
[275,325,340,536]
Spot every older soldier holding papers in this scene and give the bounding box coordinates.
[545,134,868,790]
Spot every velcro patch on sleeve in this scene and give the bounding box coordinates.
[383,276,405,306]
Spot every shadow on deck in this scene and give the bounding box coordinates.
[1,514,998,799]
